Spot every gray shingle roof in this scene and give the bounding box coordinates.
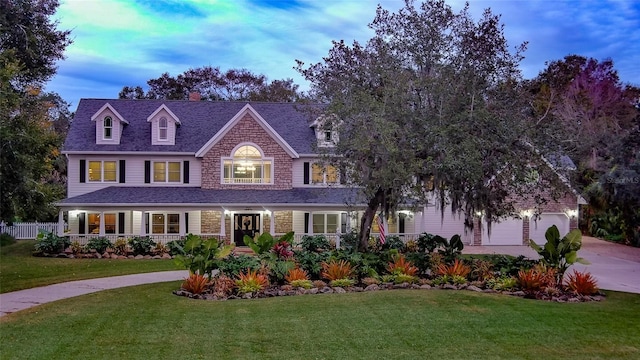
[64,99,325,154]
[57,187,364,207]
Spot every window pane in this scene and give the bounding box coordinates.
[167,214,179,234]
[103,161,117,182]
[264,161,271,183]
[88,161,101,181]
[104,213,116,234]
[168,162,180,182]
[311,164,324,184]
[152,214,165,234]
[154,162,166,182]
[159,128,167,140]
[104,117,112,139]
[326,165,338,184]
[312,214,324,233]
[88,213,100,234]
[326,214,338,233]
[223,160,232,183]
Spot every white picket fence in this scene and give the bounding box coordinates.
[0,222,63,240]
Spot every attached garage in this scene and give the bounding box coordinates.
[422,205,471,244]
[529,213,570,245]
[481,218,523,245]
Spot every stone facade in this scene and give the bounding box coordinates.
[201,114,293,190]
[201,210,222,235]
[274,211,293,233]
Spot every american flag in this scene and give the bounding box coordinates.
[376,214,386,245]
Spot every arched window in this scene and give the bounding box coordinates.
[159,117,168,140]
[223,144,272,184]
[103,116,113,139]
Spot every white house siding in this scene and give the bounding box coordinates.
[149,109,177,146]
[67,154,201,197]
[421,205,470,243]
[529,213,570,245]
[188,211,201,235]
[94,108,122,145]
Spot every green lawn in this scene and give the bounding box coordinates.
[0,240,181,293]
[1,283,639,359]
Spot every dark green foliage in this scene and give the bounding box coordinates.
[128,236,156,256]
[33,230,69,254]
[487,255,538,277]
[404,252,432,276]
[438,235,464,262]
[86,237,112,254]
[299,235,332,252]
[292,249,330,279]
[339,231,359,251]
[245,231,293,255]
[529,225,588,282]
[262,256,295,285]
[216,254,261,277]
[166,239,186,256]
[417,233,444,253]
[0,233,16,247]
[381,235,405,252]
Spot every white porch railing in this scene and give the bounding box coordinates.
[0,222,64,240]
[67,233,228,245]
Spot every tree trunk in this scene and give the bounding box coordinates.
[358,188,384,251]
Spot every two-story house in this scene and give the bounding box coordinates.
[56,98,583,246]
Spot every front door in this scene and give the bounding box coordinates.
[234,213,260,246]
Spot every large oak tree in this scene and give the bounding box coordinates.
[297,0,559,250]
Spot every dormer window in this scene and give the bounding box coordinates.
[324,130,332,142]
[159,117,168,140]
[103,116,113,139]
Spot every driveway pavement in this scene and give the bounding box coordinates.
[1,236,638,317]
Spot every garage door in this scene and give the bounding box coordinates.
[529,213,570,245]
[482,218,523,245]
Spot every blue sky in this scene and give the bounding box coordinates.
[47,0,640,108]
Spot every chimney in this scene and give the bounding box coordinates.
[189,92,201,101]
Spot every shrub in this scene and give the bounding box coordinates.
[529,225,589,283]
[405,239,418,252]
[154,242,169,255]
[381,235,405,252]
[262,258,295,285]
[438,234,464,262]
[86,237,112,254]
[128,236,156,255]
[517,269,543,294]
[394,273,417,284]
[532,263,558,288]
[211,274,235,297]
[34,230,70,254]
[387,254,418,276]
[0,233,16,247]
[300,235,331,252]
[321,259,354,281]
[362,277,380,285]
[330,278,355,287]
[217,253,261,277]
[272,240,293,259]
[181,273,210,295]
[166,239,186,256]
[437,259,471,278]
[416,232,443,253]
[290,279,313,289]
[293,249,330,279]
[235,269,269,294]
[470,259,494,281]
[565,270,599,295]
[313,280,327,288]
[113,238,128,255]
[70,241,84,255]
[486,276,518,291]
[285,267,310,283]
[245,231,294,255]
[489,255,538,277]
[173,234,233,276]
[339,231,359,251]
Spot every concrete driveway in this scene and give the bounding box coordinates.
[463,236,640,294]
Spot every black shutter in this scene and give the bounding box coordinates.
[183,161,190,184]
[341,213,348,233]
[303,162,310,184]
[78,212,86,234]
[185,212,189,234]
[399,214,406,234]
[144,161,151,183]
[304,212,309,233]
[79,159,86,183]
[118,212,125,234]
[119,160,126,183]
[145,213,149,234]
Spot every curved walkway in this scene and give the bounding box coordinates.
[1,236,639,317]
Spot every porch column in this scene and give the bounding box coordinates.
[220,209,226,239]
[269,211,275,234]
[99,211,105,236]
[179,212,186,237]
[140,210,146,236]
[57,209,65,236]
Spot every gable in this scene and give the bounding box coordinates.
[196,104,298,158]
[90,103,128,145]
[147,104,181,146]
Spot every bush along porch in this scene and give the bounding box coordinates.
[173,225,604,303]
